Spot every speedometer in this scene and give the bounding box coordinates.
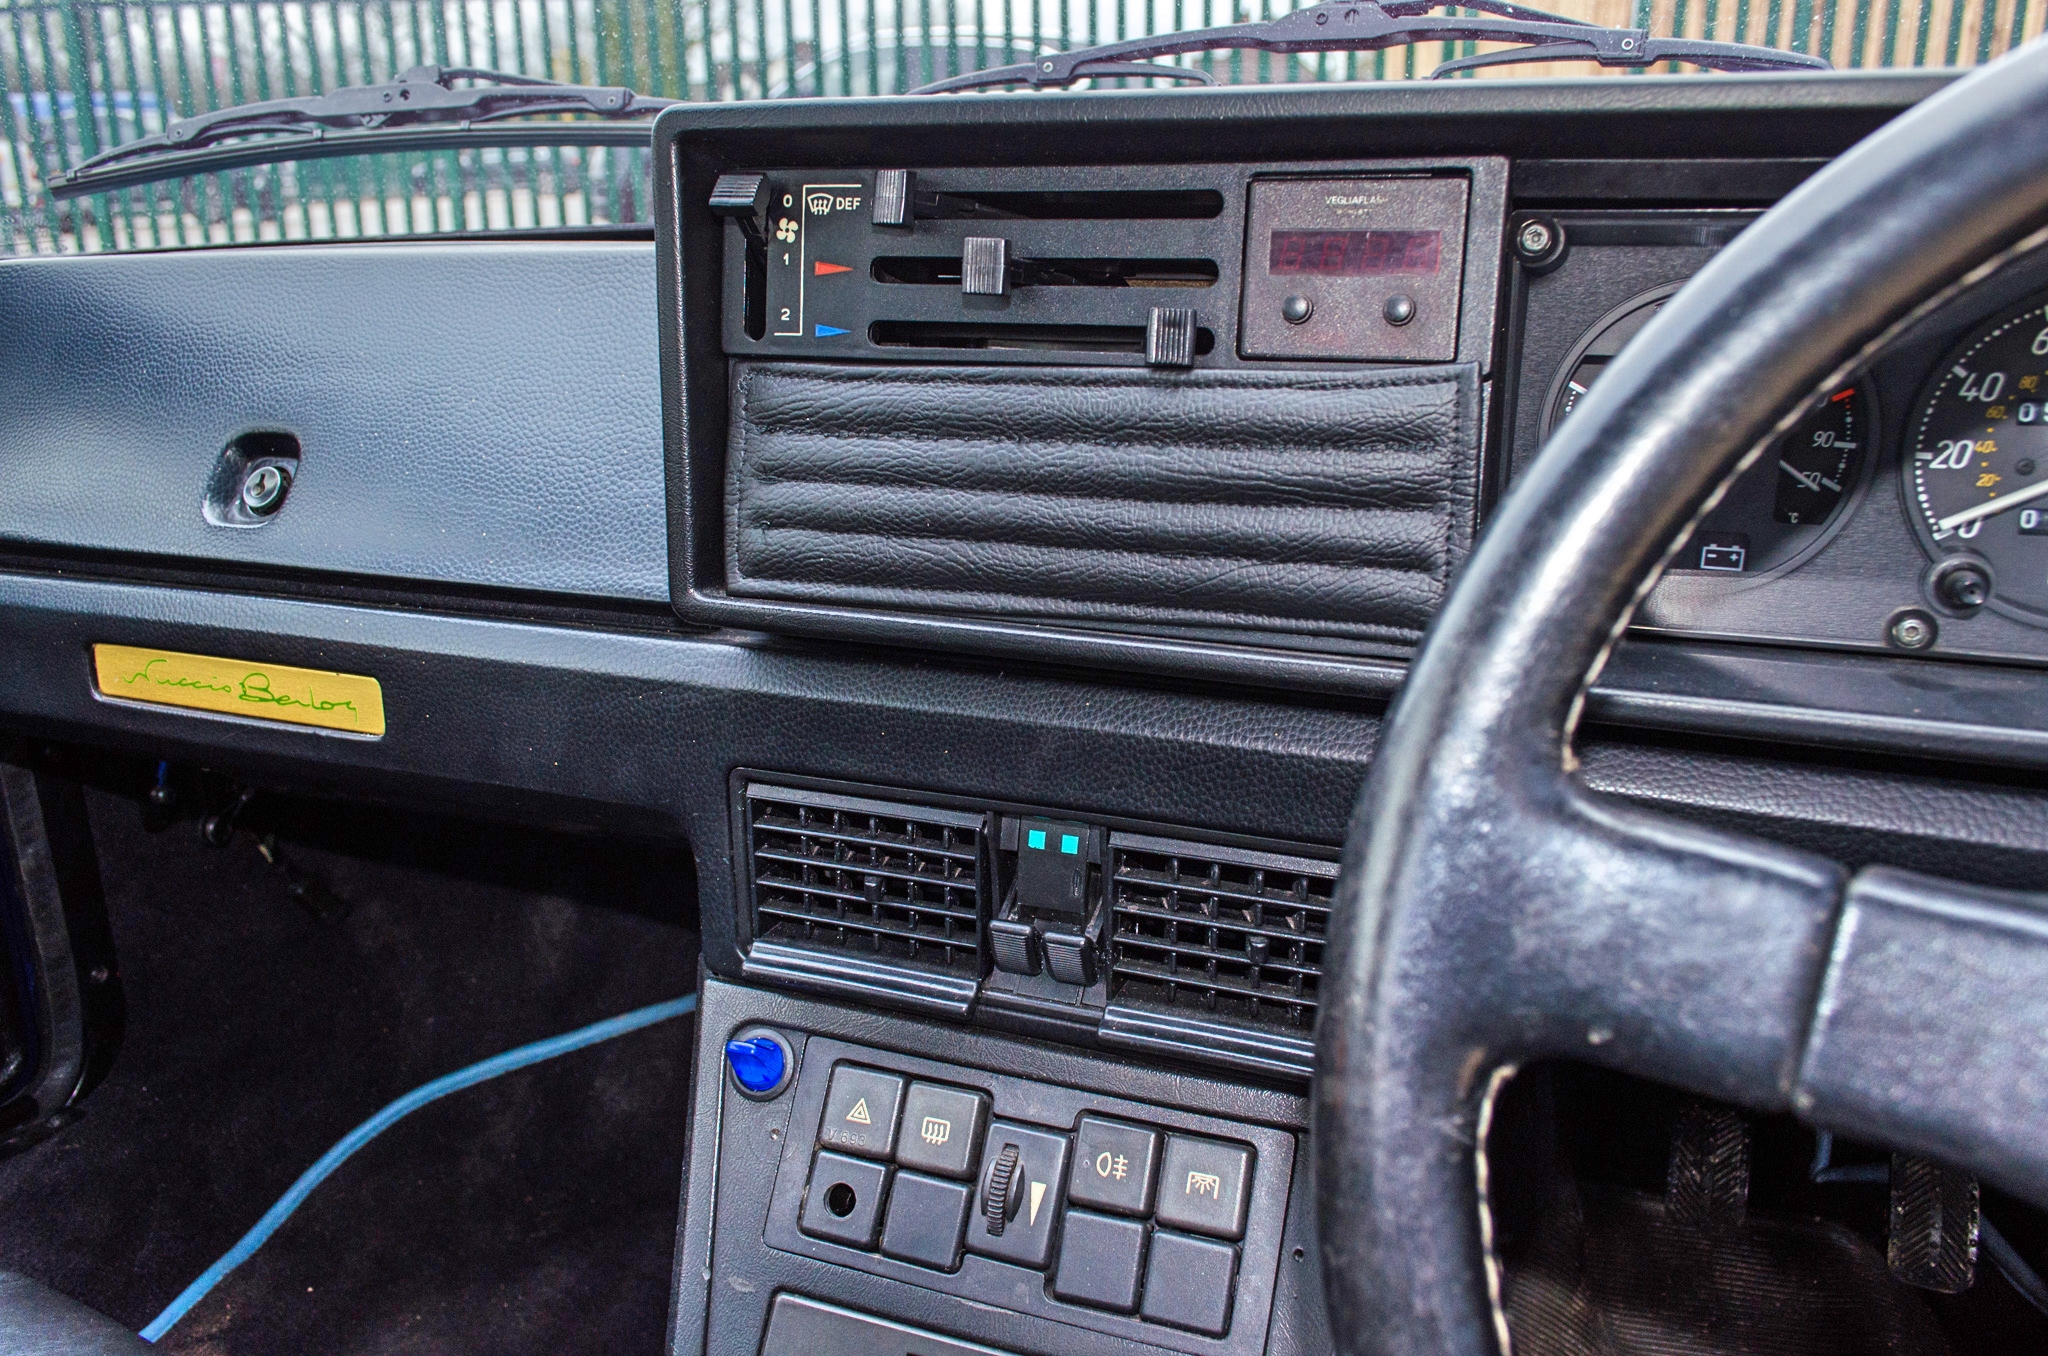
[1906,293,2048,620]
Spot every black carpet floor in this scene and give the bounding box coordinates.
[0,787,698,1354]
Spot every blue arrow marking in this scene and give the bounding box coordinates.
[814,323,849,337]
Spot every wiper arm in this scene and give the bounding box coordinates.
[908,0,1829,93]
[52,65,674,191]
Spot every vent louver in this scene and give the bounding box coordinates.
[745,785,988,981]
[1106,832,1335,1035]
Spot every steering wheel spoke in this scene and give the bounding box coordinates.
[1486,789,1843,1105]
[1798,867,2048,1205]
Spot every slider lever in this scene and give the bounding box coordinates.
[708,172,771,245]
[1147,308,1197,369]
[873,169,915,227]
[962,237,1010,296]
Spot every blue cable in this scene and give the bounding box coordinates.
[140,992,698,1343]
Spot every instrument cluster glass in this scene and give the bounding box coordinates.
[1546,287,1873,578]
[1904,292,2048,623]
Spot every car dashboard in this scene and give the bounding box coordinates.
[6,66,2048,1356]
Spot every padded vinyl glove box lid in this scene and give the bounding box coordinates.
[724,361,1481,646]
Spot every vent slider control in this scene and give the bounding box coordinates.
[961,237,1010,296]
[1146,307,1197,368]
[709,172,771,244]
[873,170,915,226]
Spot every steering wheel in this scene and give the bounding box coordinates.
[1317,43,2048,1356]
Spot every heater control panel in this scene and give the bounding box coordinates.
[710,160,1504,370]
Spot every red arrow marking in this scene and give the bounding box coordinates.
[813,260,852,276]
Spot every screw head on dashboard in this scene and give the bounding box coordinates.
[1280,294,1313,325]
[240,463,289,515]
[1512,213,1568,274]
[1887,609,1938,650]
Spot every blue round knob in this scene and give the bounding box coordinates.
[725,1032,790,1097]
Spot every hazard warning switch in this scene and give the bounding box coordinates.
[820,1065,903,1160]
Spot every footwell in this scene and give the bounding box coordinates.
[0,785,699,1355]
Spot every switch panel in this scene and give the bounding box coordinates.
[759,1034,1295,1356]
[711,161,1503,369]
[881,1171,973,1271]
[1142,1230,1239,1334]
[1054,1210,1148,1311]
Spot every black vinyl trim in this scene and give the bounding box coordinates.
[1098,1004,1318,1081]
[738,939,980,1016]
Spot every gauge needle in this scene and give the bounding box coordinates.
[1778,460,1840,493]
[1935,475,2048,534]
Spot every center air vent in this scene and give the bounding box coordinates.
[1106,833,1335,1035]
[742,784,990,1016]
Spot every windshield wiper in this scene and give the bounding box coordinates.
[51,66,673,196]
[909,0,1829,93]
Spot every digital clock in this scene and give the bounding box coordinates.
[1268,229,1440,276]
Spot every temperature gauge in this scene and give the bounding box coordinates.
[1773,387,1863,526]
[1545,285,1873,575]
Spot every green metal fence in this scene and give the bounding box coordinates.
[2,0,2042,255]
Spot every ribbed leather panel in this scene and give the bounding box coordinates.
[725,361,1481,643]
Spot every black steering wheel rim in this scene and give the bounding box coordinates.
[1316,44,2048,1356]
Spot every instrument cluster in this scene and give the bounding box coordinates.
[1525,224,2048,666]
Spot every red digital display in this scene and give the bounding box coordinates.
[1268,229,1440,276]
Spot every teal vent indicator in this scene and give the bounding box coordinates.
[1013,816,1094,918]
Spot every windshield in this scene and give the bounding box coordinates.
[2,0,2036,256]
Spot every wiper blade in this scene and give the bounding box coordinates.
[908,0,1829,93]
[52,65,674,191]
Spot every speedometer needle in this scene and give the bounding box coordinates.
[1935,476,2048,534]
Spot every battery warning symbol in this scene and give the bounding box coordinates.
[1696,535,1750,572]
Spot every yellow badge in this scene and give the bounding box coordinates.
[93,644,386,736]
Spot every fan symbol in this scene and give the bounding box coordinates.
[774,217,798,243]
